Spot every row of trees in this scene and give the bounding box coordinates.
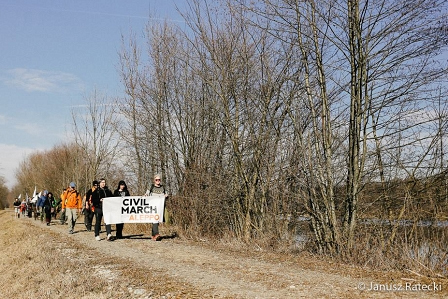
[115,0,448,252]
[11,0,448,269]
[0,176,8,209]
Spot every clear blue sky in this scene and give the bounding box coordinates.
[0,0,186,188]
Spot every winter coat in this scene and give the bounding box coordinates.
[90,186,113,209]
[61,188,82,209]
[113,180,130,197]
[37,196,46,208]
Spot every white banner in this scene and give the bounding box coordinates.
[103,196,165,224]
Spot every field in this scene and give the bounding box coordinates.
[0,210,446,299]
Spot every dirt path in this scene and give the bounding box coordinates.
[0,210,446,299]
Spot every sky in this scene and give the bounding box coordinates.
[0,0,187,189]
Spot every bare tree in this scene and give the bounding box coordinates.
[0,176,8,209]
[116,32,151,193]
[71,90,119,187]
[115,0,448,263]
[14,143,85,196]
[241,0,448,254]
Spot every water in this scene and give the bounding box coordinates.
[294,216,448,274]
[358,218,448,228]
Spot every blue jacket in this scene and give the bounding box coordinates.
[37,190,49,207]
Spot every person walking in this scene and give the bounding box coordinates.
[13,198,21,218]
[113,180,130,239]
[59,189,67,224]
[48,192,56,219]
[32,200,38,220]
[61,182,82,234]
[26,197,33,218]
[36,191,47,222]
[52,196,61,220]
[20,198,27,217]
[83,180,98,232]
[145,174,168,241]
[91,178,113,241]
[41,190,52,225]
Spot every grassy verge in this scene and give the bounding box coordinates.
[0,210,227,299]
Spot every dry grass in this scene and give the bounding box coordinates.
[1,209,447,299]
[0,210,220,299]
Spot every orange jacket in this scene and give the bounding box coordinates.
[61,188,82,209]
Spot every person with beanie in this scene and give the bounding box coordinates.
[61,182,82,234]
[83,180,98,231]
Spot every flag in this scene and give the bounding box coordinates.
[18,194,21,200]
[31,189,41,204]
[31,194,39,203]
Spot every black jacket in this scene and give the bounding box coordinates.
[91,186,113,209]
[113,180,130,197]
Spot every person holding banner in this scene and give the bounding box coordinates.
[91,178,113,241]
[145,174,168,241]
[113,180,130,239]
